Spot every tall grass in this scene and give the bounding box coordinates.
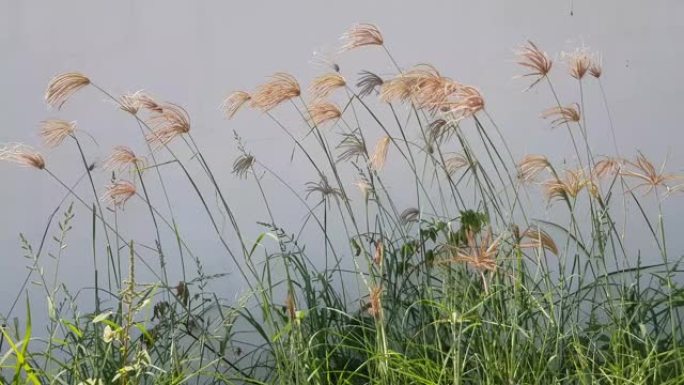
[1,23,684,385]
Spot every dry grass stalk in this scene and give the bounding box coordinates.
[250,73,301,112]
[222,91,251,119]
[307,101,342,126]
[102,180,136,208]
[542,104,581,127]
[0,143,45,170]
[518,155,552,183]
[370,136,391,171]
[40,119,76,148]
[340,23,384,52]
[309,73,346,100]
[516,41,553,90]
[45,72,91,109]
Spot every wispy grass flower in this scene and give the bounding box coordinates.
[340,23,384,52]
[306,178,342,200]
[101,180,136,208]
[592,157,623,179]
[518,154,552,183]
[337,132,367,162]
[452,230,499,272]
[356,71,384,98]
[103,146,144,172]
[222,91,252,119]
[0,143,46,170]
[445,154,469,175]
[45,72,90,109]
[520,227,558,255]
[40,119,76,148]
[307,101,342,126]
[542,104,581,127]
[145,103,191,148]
[309,73,346,100]
[516,41,553,90]
[250,73,301,112]
[119,91,146,115]
[232,154,255,178]
[544,169,587,201]
[621,154,681,194]
[370,136,390,171]
[442,86,485,120]
[563,48,592,80]
[589,53,603,78]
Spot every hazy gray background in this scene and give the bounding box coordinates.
[2,0,684,319]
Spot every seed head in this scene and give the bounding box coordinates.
[103,146,144,172]
[45,72,91,109]
[145,103,191,148]
[222,91,251,119]
[370,136,391,171]
[0,143,45,170]
[520,227,558,255]
[307,101,342,126]
[563,48,592,80]
[40,119,76,148]
[101,180,136,208]
[541,104,581,127]
[516,41,553,90]
[309,73,346,100]
[340,23,384,52]
[517,154,551,183]
[250,73,301,112]
[356,71,384,98]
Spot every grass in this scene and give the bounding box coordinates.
[1,23,684,385]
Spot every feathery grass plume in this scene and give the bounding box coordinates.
[103,146,144,173]
[516,41,553,90]
[309,73,346,100]
[250,73,301,112]
[119,90,146,115]
[222,91,251,119]
[373,240,384,266]
[305,178,342,200]
[337,132,367,162]
[541,104,581,127]
[400,207,420,224]
[285,291,297,322]
[518,154,552,183]
[380,65,442,104]
[340,23,384,52]
[0,143,45,170]
[101,180,136,208]
[563,48,592,80]
[45,72,90,109]
[442,86,485,120]
[445,154,469,175]
[145,103,191,148]
[544,169,587,201]
[451,230,499,272]
[356,70,384,98]
[592,157,623,179]
[136,92,164,114]
[40,119,76,148]
[520,227,558,255]
[370,136,391,171]
[621,153,681,194]
[232,154,255,178]
[307,101,342,126]
[589,53,603,78]
[354,180,373,200]
[368,285,383,320]
[426,119,452,148]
